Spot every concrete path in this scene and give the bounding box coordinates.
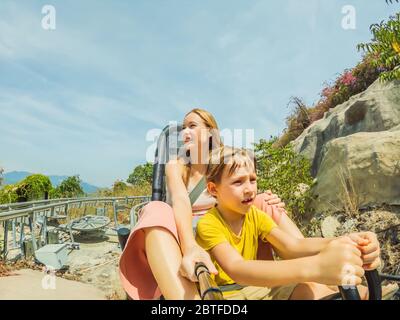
[0,269,106,300]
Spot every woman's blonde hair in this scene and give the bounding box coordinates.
[206,146,256,185]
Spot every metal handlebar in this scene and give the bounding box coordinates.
[339,270,382,300]
[194,262,224,300]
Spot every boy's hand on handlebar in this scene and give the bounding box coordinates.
[316,236,364,286]
[180,244,218,282]
[348,231,381,270]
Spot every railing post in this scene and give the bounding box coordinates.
[42,213,47,245]
[19,217,25,257]
[2,220,9,260]
[12,219,17,249]
[65,203,69,216]
[113,200,118,229]
[28,215,37,253]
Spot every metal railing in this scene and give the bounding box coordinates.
[0,195,150,260]
[0,196,150,221]
[0,198,75,212]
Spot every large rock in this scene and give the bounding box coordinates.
[293,80,400,176]
[311,130,400,213]
[320,216,341,238]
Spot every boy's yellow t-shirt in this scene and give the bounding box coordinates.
[195,205,277,286]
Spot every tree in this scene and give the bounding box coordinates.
[127,162,153,187]
[50,175,84,198]
[357,12,400,81]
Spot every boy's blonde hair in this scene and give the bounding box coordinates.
[206,146,256,184]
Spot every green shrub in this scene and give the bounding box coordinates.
[254,138,314,224]
[113,180,128,196]
[0,174,52,204]
[15,174,52,202]
[0,185,18,204]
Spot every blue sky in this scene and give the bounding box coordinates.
[0,1,398,187]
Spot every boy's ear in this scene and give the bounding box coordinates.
[207,181,218,197]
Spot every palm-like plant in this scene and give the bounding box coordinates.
[357,12,400,81]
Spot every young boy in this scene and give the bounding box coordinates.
[195,146,382,300]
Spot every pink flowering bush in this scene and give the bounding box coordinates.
[277,54,383,147]
[339,71,357,86]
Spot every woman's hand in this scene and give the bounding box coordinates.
[348,231,381,270]
[263,190,286,209]
[180,244,218,282]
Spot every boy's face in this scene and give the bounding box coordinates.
[210,163,257,215]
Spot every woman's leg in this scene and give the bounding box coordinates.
[144,226,200,300]
[119,201,199,300]
[289,283,337,300]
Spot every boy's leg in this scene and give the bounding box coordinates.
[224,285,297,300]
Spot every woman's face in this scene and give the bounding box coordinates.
[182,112,211,163]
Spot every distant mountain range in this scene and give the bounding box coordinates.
[2,171,100,194]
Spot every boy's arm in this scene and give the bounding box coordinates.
[210,239,365,288]
[266,226,380,270]
[265,227,334,259]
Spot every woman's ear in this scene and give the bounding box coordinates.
[207,181,218,198]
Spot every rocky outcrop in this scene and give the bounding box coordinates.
[292,79,400,213]
[293,80,400,176]
[311,130,400,213]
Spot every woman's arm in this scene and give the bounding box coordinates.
[258,191,304,239]
[165,160,218,281]
[165,159,196,253]
[276,213,304,239]
[211,239,364,288]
